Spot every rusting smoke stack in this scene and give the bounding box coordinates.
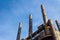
[41,4,49,35]
[29,14,32,40]
[55,20,60,31]
[41,4,48,24]
[16,22,22,40]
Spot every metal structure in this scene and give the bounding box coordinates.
[16,22,22,40]
[29,14,32,40]
[16,4,60,40]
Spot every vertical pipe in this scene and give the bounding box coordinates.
[16,22,22,40]
[48,19,57,40]
[55,20,60,31]
[29,14,32,40]
[41,4,48,35]
[41,4,48,24]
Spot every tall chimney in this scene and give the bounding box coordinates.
[16,22,22,40]
[48,19,57,40]
[41,4,49,35]
[55,20,60,31]
[29,14,32,40]
[41,4,48,24]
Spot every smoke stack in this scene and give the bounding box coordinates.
[16,22,22,40]
[48,19,57,40]
[29,14,32,39]
[41,4,48,24]
[41,4,49,35]
[55,20,60,31]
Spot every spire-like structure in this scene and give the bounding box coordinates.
[55,20,60,31]
[16,22,22,40]
[41,4,48,24]
[29,14,32,40]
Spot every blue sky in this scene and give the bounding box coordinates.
[0,0,60,40]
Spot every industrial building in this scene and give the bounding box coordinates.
[16,4,60,40]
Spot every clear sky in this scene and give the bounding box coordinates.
[0,0,60,40]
